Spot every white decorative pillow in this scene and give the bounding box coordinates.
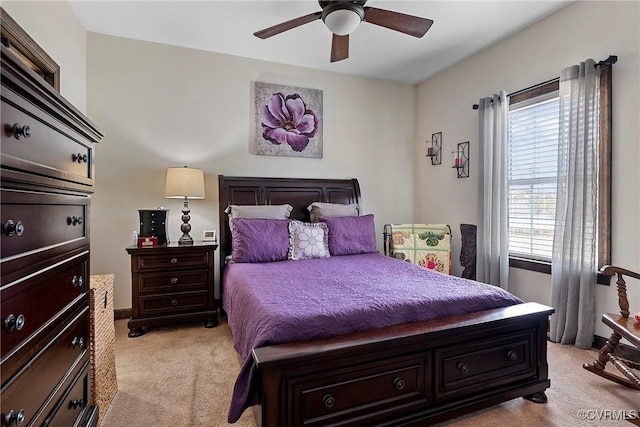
[225,204,293,219]
[307,202,359,222]
[288,220,330,260]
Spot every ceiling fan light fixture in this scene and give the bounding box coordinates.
[322,3,364,36]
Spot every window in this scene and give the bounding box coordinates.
[507,85,559,263]
[506,68,612,276]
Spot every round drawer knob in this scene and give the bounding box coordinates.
[71,153,88,163]
[71,336,85,348]
[4,314,25,332]
[12,123,31,140]
[508,350,518,361]
[67,216,83,226]
[4,220,25,237]
[393,377,405,390]
[457,361,470,374]
[171,299,178,306]
[170,277,178,284]
[5,409,25,425]
[69,399,85,409]
[170,258,178,264]
[72,275,84,287]
[323,394,335,408]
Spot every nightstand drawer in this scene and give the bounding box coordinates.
[138,290,210,317]
[135,251,210,271]
[139,270,208,294]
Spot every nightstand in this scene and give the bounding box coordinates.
[125,241,218,337]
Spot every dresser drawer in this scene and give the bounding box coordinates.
[139,290,210,317]
[135,251,210,272]
[0,309,88,427]
[0,190,89,284]
[1,252,88,360]
[139,270,208,294]
[1,96,93,188]
[1,191,88,260]
[291,354,429,426]
[42,360,91,427]
[434,330,535,402]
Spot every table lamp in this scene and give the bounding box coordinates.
[164,166,205,244]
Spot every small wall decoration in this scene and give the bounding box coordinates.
[426,132,442,165]
[452,141,469,178]
[254,81,323,158]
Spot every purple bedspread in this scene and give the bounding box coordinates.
[223,253,522,422]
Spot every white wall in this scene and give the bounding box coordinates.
[86,34,417,309]
[416,1,640,339]
[2,1,88,112]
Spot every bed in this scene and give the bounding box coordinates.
[218,175,554,427]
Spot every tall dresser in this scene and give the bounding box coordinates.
[1,44,103,426]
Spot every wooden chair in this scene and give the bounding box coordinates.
[583,265,640,390]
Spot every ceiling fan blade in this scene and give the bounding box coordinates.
[254,11,322,39]
[363,7,433,38]
[330,34,349,63]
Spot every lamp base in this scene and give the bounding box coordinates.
[178,197,194,244]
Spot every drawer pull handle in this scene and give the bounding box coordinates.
[4,409,25,425]
[71,337,85,348]
[12,123,31,140]
[457,362,470,374]
[171,299,178,306]
[67,216,84,226]
[323,394,335,408]
[507,350,518,361]
[72,275,84,287]
[4,314,25,332]
[393,377,405,390]
[69,399,85,409]
[171,277,178,284]
[4,220,25,237]
[170,258,178,264]
[71,153,88,163]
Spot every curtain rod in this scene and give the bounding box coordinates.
[472,55,618,110]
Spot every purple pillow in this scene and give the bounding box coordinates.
[319,214,377,256]
[230,218,290,263]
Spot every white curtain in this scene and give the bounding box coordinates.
[550,59,599,349]
[477,91,509,290]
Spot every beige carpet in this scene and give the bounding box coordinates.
[101,319,639,427]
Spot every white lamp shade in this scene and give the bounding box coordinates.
[164,167,205,199]
[324,9,362,35]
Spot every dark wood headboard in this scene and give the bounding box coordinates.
[217,175,361,285]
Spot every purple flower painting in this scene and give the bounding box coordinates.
[254,82,323,158]
[260,93,318,152]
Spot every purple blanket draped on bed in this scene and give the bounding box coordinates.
[223,253,522,422]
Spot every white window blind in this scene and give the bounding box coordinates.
[507,93,559,260]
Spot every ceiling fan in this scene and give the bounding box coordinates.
[254,1,434,63]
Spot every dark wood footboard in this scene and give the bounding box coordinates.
[253,302,554,427]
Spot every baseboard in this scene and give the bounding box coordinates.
[114,308,132,320]
[593,334,640,363]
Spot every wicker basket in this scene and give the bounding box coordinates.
[89,274,118,424]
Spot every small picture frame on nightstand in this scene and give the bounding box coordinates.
[203,230,217,242]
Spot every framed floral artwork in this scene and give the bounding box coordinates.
[254,81,323,158]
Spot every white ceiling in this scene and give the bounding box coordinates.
[69,0,571,85]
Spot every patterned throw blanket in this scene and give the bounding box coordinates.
[387,223,452,274]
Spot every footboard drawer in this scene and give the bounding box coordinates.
[435,329,536,402]
[290,353,429,426]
